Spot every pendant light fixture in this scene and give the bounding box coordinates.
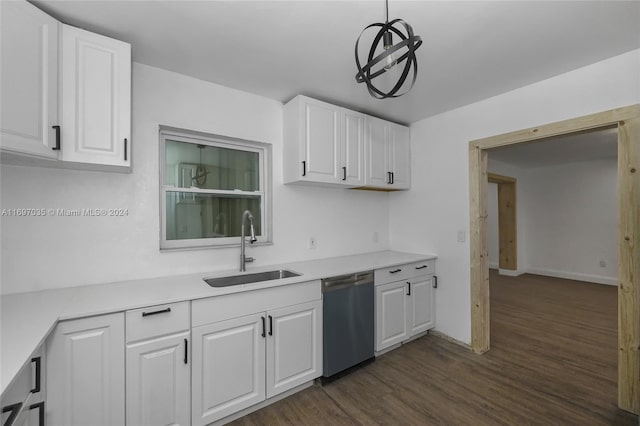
[355,0,422,99]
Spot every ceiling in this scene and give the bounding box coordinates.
[31,1,639,125]
[487,127,618,168]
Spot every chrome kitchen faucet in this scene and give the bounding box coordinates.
[240,210,257,272]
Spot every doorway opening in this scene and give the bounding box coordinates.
[468,105,639,414]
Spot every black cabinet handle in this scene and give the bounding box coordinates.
[433,275,438,289]
[261,316,266,338]
[1,402,22,426]
[52,125,61,150]
[406,281,411,296]
[387,171,392,184]
[268,315,273,336]
[141,307,171,317]
[389,269,402,274]
[302,161,306,176]
[31,356,41,393]
[391,172,395,184]
[415,265,428,270]
[124,138,128,161]
[29,401,45,426]
[342,166,347,181]
[184,338,188,364]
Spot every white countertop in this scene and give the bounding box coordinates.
[0,250,435,395]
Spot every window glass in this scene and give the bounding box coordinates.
[160,128,270,249]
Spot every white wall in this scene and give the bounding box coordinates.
[389,49,640,344]
[0,63,390,295]
[487,183,498,268]
[520,159,618,285]
[487,158,617,285]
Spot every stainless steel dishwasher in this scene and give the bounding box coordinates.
[321,271,375,382]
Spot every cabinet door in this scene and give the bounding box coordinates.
[301,98,339,183]
[375,281,409,351]
[365,116,391,187]
[60,24,131,166]
[46,313,125,426]
[0,0,59,159]
[126,331,190,426]
[407,276,436,336]
[340,110,364,186]
[266,300,322,398]
[191,313,265,426]
[389,123,411,189]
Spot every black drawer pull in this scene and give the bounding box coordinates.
[406,281,411,296]
[389,269,402,274]
[342,166,347,181]
[415,265,428,270]
[31,356,41,393]
[268,315,273,336]
[29,401,45,426]
[141,307,171,317]
[52,125,61,150]
[302,161,306,176]
[124,138,128,161]
[433,275,438,289]
[261,316,266,338]
[2,402,22,426]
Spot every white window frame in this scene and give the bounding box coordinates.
[159,126,272,250]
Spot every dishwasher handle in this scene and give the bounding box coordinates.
[322,272,373,292]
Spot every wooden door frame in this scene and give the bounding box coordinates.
[469,105,640,414]
[488,173,517,271]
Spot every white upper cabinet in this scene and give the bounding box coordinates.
[364,116,411,190]
[283,95,364,187]
[0,1,131,171]
[0,0,59,159]
[364,115,390,187]
[389,122,411,189]
[284,95,410,190]
[340,109,364,185]
[60,24,131,167]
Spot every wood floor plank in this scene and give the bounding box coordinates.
[229,272,638,425]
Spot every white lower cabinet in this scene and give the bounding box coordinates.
[266,301,322,398]
[375,280,409,350]
[375,260,437,353]
[46,312,125,426]
[191,282,322,425]
[407,276,436,335]
[125,301,191,426]
[192,313,266,425]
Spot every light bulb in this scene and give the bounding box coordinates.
[383,31,397,70]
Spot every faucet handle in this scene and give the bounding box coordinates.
[244,256,255,263]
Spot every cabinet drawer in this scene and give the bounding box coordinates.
[126,301,190,343]
[375,259,436,285]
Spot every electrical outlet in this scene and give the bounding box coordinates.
[599,260,607,268]
[373,231,379,243]
[457,230,466,243]
[309,237,317,250]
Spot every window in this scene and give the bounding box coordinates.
[160,127,271,249]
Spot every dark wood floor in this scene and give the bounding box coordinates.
[230,271,638,425]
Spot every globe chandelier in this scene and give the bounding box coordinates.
[355,0,422,99]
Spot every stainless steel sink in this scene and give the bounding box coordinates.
[204,269,301,287]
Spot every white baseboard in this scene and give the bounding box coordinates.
[498,268,524,277]
[526,267,617,286]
